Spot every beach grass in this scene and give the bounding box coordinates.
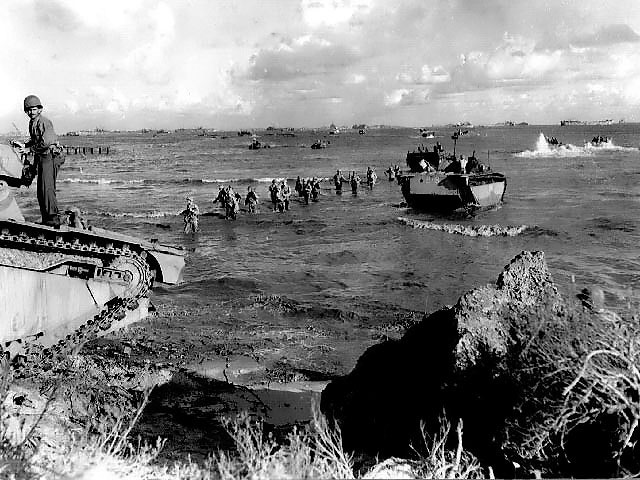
[1,299,639,478]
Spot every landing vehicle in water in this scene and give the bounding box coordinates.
[397,147,506,212]
[310,139,328,149]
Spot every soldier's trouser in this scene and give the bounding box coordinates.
[184,217,198,234]
[36,151,59,225]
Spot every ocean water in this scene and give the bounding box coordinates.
[11,125,640,316]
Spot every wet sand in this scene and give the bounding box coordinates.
[78,290,421,463]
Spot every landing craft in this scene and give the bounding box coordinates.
[397,147,506,212]
[0,144,185,371]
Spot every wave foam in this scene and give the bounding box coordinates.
[61,177,144,185]
[61,176,333,186]
[515,133,586,158]
[93,210,178,218]
[515,132,638,158]
[201,178,240,183]
[397,217,529,237]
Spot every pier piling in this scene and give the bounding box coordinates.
[64,146,111,155]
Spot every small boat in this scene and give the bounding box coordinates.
[398,149,506,212]
[544,135,563,146]
[420,128,435,138]
[248,137,270,149]
[328,123,340,135]
[311,139,328,149]
[587,135,612,147]
[359,129,366,135]
[452,129,469,138]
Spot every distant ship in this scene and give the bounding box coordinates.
[560,119,614,126]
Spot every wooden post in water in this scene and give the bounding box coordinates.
[64,145,110,155]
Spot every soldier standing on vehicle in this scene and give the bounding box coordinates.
[13,95,63,227]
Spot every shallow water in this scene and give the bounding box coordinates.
[10,125,639,315]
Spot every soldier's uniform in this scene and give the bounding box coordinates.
[183,198,200,233]
[23,95,62,227]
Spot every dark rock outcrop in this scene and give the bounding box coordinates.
[321,251,565,475]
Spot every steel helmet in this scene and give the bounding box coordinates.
[23,95,43,111]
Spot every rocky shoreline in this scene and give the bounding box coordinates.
[3,250,637,478]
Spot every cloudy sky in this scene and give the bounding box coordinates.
[2,0,640,131]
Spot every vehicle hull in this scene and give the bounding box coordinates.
[399,172,506,211]
[0,218,185,363]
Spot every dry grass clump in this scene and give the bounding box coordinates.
[501,296,640,477]
[39,402,354,479]
[0,383,488,480]
[554,308,640,474]
[410,418,486,479]
[211,407,488,480]
[214,405,354,479]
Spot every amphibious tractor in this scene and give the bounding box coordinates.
[0,144,185,369]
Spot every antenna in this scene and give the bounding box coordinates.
[451,131,459,156]
[12,123,21,135]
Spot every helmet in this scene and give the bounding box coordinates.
[23,95,43,110]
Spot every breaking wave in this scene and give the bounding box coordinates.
[515,133,587,158]
[253,176,331,183]
[397,216,529,237]
[581,141,637,152]
[60,177,145,185]
[60,176,331,186]
[92,210,179,218]
[515,133,639,159]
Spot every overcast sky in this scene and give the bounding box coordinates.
[2,0,640,131]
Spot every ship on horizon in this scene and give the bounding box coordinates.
[560,119,621,126]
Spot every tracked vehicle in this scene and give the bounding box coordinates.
[398,148,506,212]
[0,144,185,372]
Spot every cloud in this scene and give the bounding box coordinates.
[301,0,374,28]
[3,0,640,129]
[246,36,361,81]
[397,65,450,85]
[570,24,640,47]
[345,73,366,84]
[34,0,81,32]
[384,88,429,106]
